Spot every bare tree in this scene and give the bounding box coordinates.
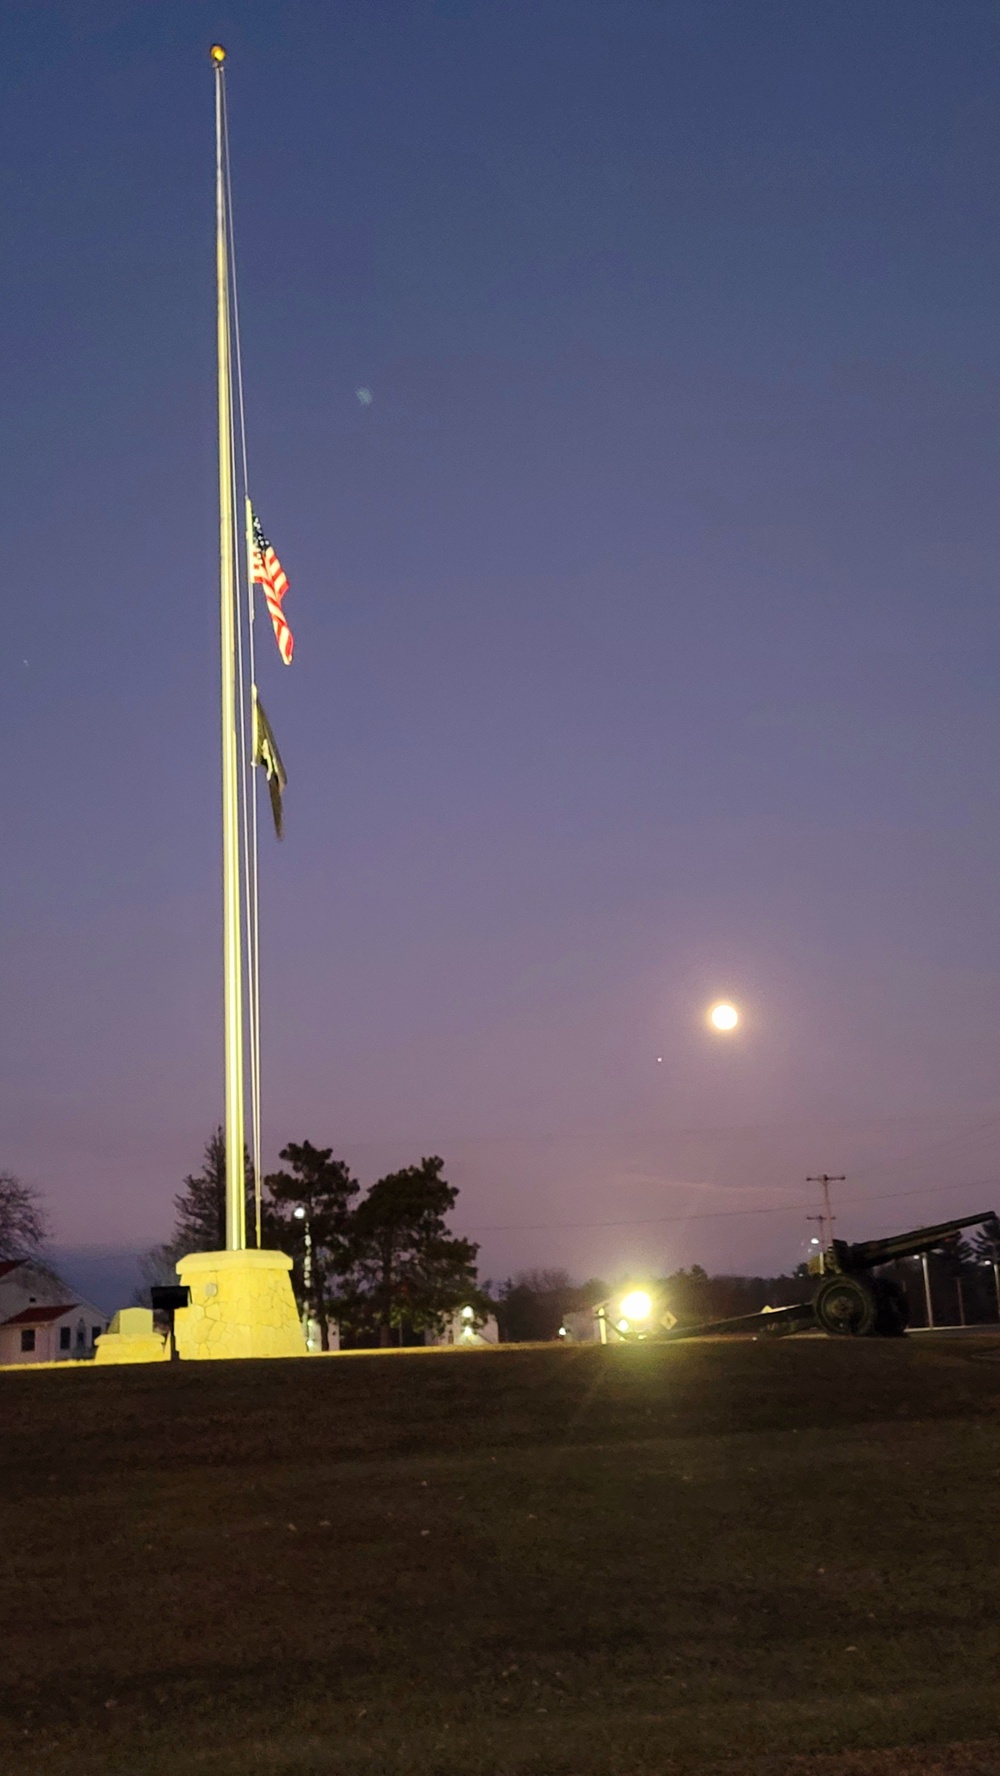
[0,1171,49,1261]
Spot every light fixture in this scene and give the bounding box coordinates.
[619,1290,652,1321]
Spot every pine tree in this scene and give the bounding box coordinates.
[339,1156,480,1345]
[265,1141,359,1349]
[133,1130,279,1304]
[973,1220,1000,1265]
[172,1127,260,1253]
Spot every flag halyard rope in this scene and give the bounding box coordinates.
[219,68,264,1246]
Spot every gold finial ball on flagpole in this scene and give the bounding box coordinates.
[210,44,227,64]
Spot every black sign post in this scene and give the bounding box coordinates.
[151,1285,192,1360]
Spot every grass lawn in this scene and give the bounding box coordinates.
[3,1335,1000,1775]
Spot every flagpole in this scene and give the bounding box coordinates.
[212,44,246,1252]
[130,44,304,1361]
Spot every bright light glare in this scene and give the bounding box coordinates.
[709,1002,739,1031]
[460,1305,474,1320]
[619,1290,652,1321]
[616,1319,630,1333]
[293,1206,307,1220]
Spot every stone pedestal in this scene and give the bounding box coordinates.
[173,1249,305,1360]
[94,1306,169,1365]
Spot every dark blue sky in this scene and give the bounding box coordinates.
[3,0,1000,1298]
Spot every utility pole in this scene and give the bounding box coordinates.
[806,1175,845,1252]
[806,1214,826,1272]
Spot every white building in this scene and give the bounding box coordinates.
[426,1306,500,1347]
[0,1260,108,1366]
[561,1306,603,1342]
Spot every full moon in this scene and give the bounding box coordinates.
[709,1001,739,1032]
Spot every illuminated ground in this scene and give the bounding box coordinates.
[4,1336,1000,1775]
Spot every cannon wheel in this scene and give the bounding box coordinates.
[813,1274,877,1336]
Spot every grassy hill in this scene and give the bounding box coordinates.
[4,1335,1000,1775]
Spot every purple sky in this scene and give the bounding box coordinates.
[4,0,1000,1303]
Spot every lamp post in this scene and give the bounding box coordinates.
[980,1259,1000,1321]
[920,1252,934,1328]
[293,1206,313,1350]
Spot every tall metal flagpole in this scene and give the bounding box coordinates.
[91,45,304,1359]
[212,44,246,1251]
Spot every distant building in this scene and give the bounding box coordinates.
[0,1260,108,1365]
[425,1307,500,1347]
[561,1292,678,1344]
[561,1307,603,1342]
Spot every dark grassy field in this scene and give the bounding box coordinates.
[3,1336,1000,1776]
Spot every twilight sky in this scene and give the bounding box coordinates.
[3,0,1000,1305]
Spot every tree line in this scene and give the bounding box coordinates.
[489,1241,1000,1337]
[139,1130,485,1347]
[7,1153,1000,1339]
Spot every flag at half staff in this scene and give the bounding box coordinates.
[250,504,294,664]
[252,691,287,839]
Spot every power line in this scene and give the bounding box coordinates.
[848,1113,1000,1187]
[454,1110,1000,1237]
[806,1173,845,1248]
[458,1172,999,1236]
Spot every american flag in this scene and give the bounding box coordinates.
[250,506,294,664]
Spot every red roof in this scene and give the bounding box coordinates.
[2,1303,78,1326]
[0,1261,23,1280]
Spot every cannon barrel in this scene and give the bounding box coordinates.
[832,1210,999,1275]
[662,1303,817,1340]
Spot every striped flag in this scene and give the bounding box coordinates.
[252,692,287,839]
[250,505,294,664]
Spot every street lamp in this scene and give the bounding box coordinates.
[292,1206,313,1350]
[603,1286,675,1341]
[918,1252,934,1329]
[619,1290,653,1322]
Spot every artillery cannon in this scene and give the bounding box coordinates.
[666,1209,1000,1340]
[806,1209,999,1335]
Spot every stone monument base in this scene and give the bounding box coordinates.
[94,1306,169,1364]
[173,1248,305,1360]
